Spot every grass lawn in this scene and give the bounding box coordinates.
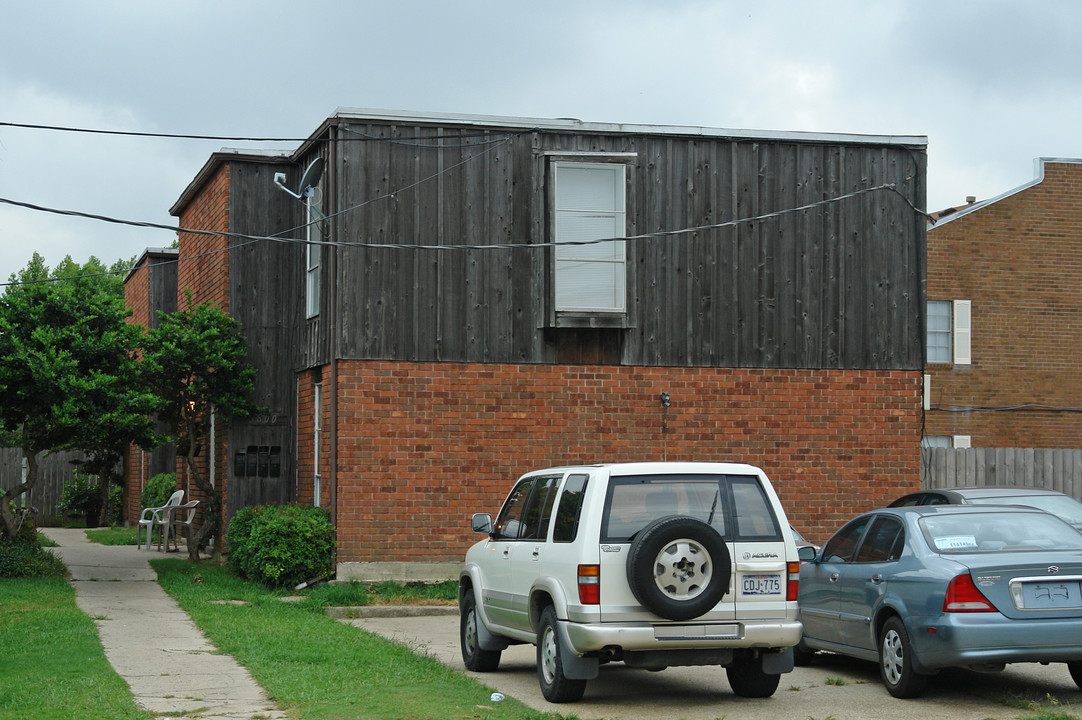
[152,559,571,720]
[0,577,149,720]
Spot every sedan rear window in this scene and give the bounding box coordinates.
[920,511,1082,554]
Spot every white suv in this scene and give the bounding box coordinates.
[459,462,803,703]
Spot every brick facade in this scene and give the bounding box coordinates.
[313,361,921,563]
[926,160,1082,447]
[123,255,153,521]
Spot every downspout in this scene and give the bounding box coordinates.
[327,124,339,563]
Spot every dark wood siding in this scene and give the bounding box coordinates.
[318,120,924,370]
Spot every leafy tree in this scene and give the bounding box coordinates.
[141,294,260,560]
[0,253,159,538]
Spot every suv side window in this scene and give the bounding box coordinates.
[520,475,560,540]
[553,474,589,543]
[495,478,536,539]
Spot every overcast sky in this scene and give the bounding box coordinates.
[2,0,1080,283]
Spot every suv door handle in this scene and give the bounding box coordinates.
[829,573,840,582]
[870,574,883,584]
[531,549,540,560]
[502,548,511,559]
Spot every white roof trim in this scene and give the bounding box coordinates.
[332,107,927,147]
[930,157,1082,229]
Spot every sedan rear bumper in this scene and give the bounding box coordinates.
[908,613,1082,670]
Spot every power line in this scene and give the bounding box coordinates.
[0,120,532,145]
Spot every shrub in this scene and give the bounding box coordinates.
[0,535,66,578]
[227,504,335,589]
[141,473,177,510]
[56,472,104,527]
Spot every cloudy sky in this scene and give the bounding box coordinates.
[2,0,1080,283]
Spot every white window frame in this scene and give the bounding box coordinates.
[305,187,322,319]
[927,300,951,364]
[921,435,952,449]
[927,299,972,366]
[553,161,627,314]
[313,382,322,507]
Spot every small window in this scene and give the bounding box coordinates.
[731,477,781,539]
[305,184,323,318]
[854,517,904,562]
[553,162,626,313]
[921,436,952,449]
[553,474,589,543]
[927,300,951,363]
[519,475,560,540]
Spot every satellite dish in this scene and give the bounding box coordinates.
[298,157,325,198]
[273,157,326,200]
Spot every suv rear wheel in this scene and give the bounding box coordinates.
[626,516,732,621]
[537,606,587,703]
[726,658,781,698]
[460,590,501,672]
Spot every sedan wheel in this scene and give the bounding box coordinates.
[879,616,927,698]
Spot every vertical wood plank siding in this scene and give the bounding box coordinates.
[259,122,925,371]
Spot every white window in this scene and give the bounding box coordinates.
[313,382,322,508]
[553,162,626,313]
[921,436,952,448]
[305,186,322,319]
[927,299,972,366]
[927,301,951,363]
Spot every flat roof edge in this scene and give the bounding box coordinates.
[331,107,927,147]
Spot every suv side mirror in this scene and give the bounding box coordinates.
[472,513,494,535]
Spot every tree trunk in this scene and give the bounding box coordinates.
[184,446,221,563]
[0,449,39,539]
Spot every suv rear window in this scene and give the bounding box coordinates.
[600,474,781,542]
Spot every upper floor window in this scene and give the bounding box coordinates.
[553,162,626,313]
[305,184,323,319]
[927,299,971,366]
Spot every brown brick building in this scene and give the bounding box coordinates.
[125,110,929,577]
[925,158,1082,449]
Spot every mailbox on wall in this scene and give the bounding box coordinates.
[269,446,281,477]
[234,451,247,476]
[246,445,258,476]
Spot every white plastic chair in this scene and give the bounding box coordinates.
[137,490,184,551]
[164,500,199,552]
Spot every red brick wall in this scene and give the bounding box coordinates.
[122,256,153,522]
[321,361,921,558]
[927,161,1082,447]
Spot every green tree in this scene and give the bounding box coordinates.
[141,294,260,560]
[0,253,159,538]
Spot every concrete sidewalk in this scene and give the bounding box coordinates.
[41,527,288,720]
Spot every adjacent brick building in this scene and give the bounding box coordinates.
[125,109,929,577]
[925,158,1082,448]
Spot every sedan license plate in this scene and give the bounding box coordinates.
[742,574,781,596]
[1019,580,1082,610]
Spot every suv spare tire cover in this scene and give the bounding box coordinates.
[626,515,732,621]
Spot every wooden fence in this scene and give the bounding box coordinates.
[0,448,86,525]
[921,448,1082,502]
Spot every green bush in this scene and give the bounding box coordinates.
[227,504,335,589]
[0,535,66,578]
[141,473,177,510]
[56,472,104,526]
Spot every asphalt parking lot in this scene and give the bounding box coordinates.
[346,612,1082,720]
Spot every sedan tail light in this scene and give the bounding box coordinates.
[578,564,600,605]
[943,573,996,612]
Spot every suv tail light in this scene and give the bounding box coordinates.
[578,564,600,605]
[786,561,800,601]
[944,573,996,612]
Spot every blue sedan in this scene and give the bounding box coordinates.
[796,505,1082,698]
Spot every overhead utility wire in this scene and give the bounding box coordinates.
[0,120,530,144]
